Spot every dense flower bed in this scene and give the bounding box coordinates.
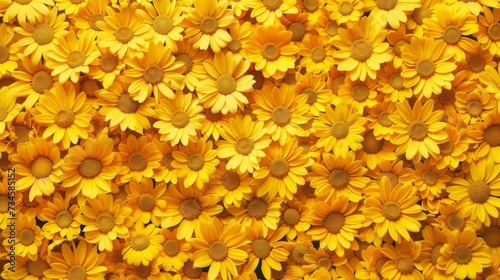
[1,0,500,279]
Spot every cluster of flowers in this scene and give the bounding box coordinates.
[1,0,500,279]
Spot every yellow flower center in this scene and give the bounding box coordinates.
[376,258,388,275]
[339,1,354,15]
[100,54,118,73]
[263,0,282,10]
[163,154,174,170]
[310,47,326,63]
[468,181,490,203]
[317,257,332,269]
[20,228,35,245]
[362,132,384,154]
[96,212,115,233]
[200,17,218,35]
[324,212,345,234]
[301,88,317,105]
[216,74,237,95]
[438,140,454,156]
[153,15,173,35]
[33,24,54,45]
[56,108,75,128]
[67,51,86,68]
[188,153,204,171]
[378,172,399,188]
[352,84,369,102]
[118,93,140,114]
[407,120,428,140]
[382,201,401,221]
[288,22,306,41]
[291,244,309,264]
[283,208,300,225]
[179,198,202,220]
[143,65,163,84]
[325,21,339,37]
[412,6,431,25]
[184,261,202,278]
[466,100,483,117]
[27,258,49,277]
[68,265,87,280]
[483,226,500,248]
[206,110,222,122]
[135,265,151,278]
[31,71,53,94]
[228,38,242,53]
[0,45,9,63]
[430,244,444,265]
[170,110,190,128]
[350,39,373,62]
[270,158,290,178]
[138,193,156,211]
[262,43,281,61]
[416,59,435,78]
[302,0,319,12]
[235,137,254,156]
[469,56,485,73]
[81,78,101,98]
[222,171,240,191]
[390,73,404,90]
[484,125,500,147]
[330,121,349,139]
[252,238,271,259]
[175,54,193,74]
[328,169,349,189]
[89,14,104,31]
[378,111,393,127]
[438,88,456,105]
[393,40,407,57]
[209,241,228,261]
[453,245,472,264]
[446,213,465,230]
[31,156,53,179]
[163,239,180,256]
[488,23,500,41]
[115,26,134,43]
[0,196,8,213]
[56,210,73,228]
[421,170,437,185]
[79,158,102,178]
[14,0,32,4]
[131,234,150,251]
[128,152,147,171]
[271,106,291,126]
[395,254,414,274]
[443,25,461,44]
[247,198,268,219]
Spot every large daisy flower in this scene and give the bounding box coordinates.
[40,191,81,240]
[208,162,253,208]
[246,226,289,279]
[476,6,500,56]
[2,0,54,25]
[126,178,168,226]
[122,223,165,266]
[117,134,162,184]
[4,213,44,260]
[157,227,192,271]
[379,240,424,280]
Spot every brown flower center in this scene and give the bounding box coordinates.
[32,71,53,93]
[79,158,102,178]
[270,158,289,178]
[438,88,456,105]
[68,265,87,280]
[468,181,490,203]
[263,0,283,10]
[153,15,173,35]
[330,121,349,139]
[439,140,454,156]
[56,211,73,228]
[143,65,163,84]
[362,132,384,154]
[484,125,500,147]
[395,254,414,274]
[222,171,240,191]
[89,14,104,31]
[228,38,242,53]
[14,0,32,5]
[56,108,75,128]
[170,110,190,128]
[443,25,461,44]
[328,169,349,189]
[100,54,118,73]
[115,26,134,43]
[350,39,373,61]
[175,54,193,74]
[338,1,354,15]
[271,106,291,126]
[303,182,316,198]
[0,196,8,213]
[216,74,236,95]
[81,78,101,98]
[291,244,309,264]
[209,241,228,261]
[31,156,53,179]
[378,172,399,188]
[262,43,280,61]
[200,17,218,35]
[453,245,472,264]
[163,239,180,256]
[118,93,140,114]
[325,21,339,37]
[132,234,150,251]
[13,124,30,145]
[408,120,428,140]
[188,154,204,171]
[488,23,500,41]
[378,111,393,127]
[179,198,202,220]
[288,22,306,41]
[483,226,500,248]
[283,208,300,225]
[96,212,115,233]
[421,170,437,185]
[469,56,485,72]
[252,238,271,259]
[317,257,332,269]
[430,244,444,265]
[412,6,431,25]
[163,154,174,170]
[27,258,49,277]
[390,73,404,90]
[376,258,388,275]
[138,193,156,211]
[324,212,345,234]
[352,84,369,102]
[416,59,435,78]
[67,51,86,68]
[310,47,326,62]
[247,198,268,219]
[128,152,147,171]
[446,213,465,230]
[33,24,54,45]
[302,0,319,12]
[135,265,151,278]
[0,45,9,63]
[393,40,407,57]
[301,88,317,104]
[467,100,483,117]
[20,228,35,245]
[382,201,401,221]
[184,260,202,278]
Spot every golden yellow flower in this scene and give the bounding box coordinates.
[379,240,424,280]
[0,87,22,134]
[122,223,165,266]
[335,77,378,113]
[173,39,211,92]
[2,0,54,25]
[325,0,364,25]
[364,0,421,29]
[477,6,500,56]
[117,134,162,184]
[2,213,43,260]
[126,178,168,226]
[246,226,289,279]
[71,0,107,37]
[157,227,192,271]
[0,22,19,77]
[152,138,179,185]
[208,161,254,207]
[87,47,125,89]
[299,34,335,74]
[246,0,298,26]
[479,64,500,99]
[40,192,81,240]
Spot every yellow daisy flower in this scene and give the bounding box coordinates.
[126,178,168,226]
[122,223,164,266]
[152,138,179,185]
[335,77,378,114]
[479,65,500,99]
[378,64,413,103]
[173,39,211,92]
[433,70,477,118]
[364,0,421,29]
[0,87,22,134]
[325,0,364,25]
[430,126,468,170]
[456,89,497,125]
[459,48,497,81]
[280,12,313,43]
[279,199,310,240]
[40,192,81,240]
[157,227,192,271]
[226,21,252,57]
[295,72,333,117]
[71,0,108,38]
[357,131,398,170]
[1,213,43,260]
[246,0,298,26]
[208,161,254,207]
[200,108,229,141]
[406,0,439,36]
[0,23,19,77]
[54,0,87,15]
[413,159,452,213]
[356,245,387,279]
[379,240,424,280]
[303,246,346,279]
[299,34,335,74]
[87,47,125,89]
[117,134,162,184]
[2,0,54,25]
[468,109,500,162]
[1,256,51,280]
[367,102,397,141]
[477,6,500,56]
[420,226,455,280]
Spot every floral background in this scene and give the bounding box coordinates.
[1,0,500,279]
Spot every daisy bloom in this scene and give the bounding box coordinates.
[153,91,205,146]
[363,177,427,243]
[379,240,424,280]
[200,108,228,141]
[157,227,192,271]
[378,64,413,103]
[152,138,179,184]
[190,218,250,280]
[468,109,500,162]
[172,137,219,189]
[477,7,500,56]
[433,203,481,234]
[357,132,398,170]
[209,161,254,207]
[2,0,54,25]
[456,90,496,125]
[280,199,310,240]
[121,41,185,103]
[11,137,63,201]
[1,256,51,280]
[87,47,125,89]
[71,0,108,37]
[1,213,43,260]
[303,247,347,279]
[0,23,19,76]
[335,77,378,114]
[246,0,298,26]
[406,0,438,35]
[295,72,333,116]
[44,241,107,280]
[117,134,162,184]
[226,21,252,57]
[437,227,492,279]
[325,0,364,25]
[367,102,397,141]
[389,99,448,161]
[173,39,211,92]
[299,34,335,74]
[364,0,421,29]
[419,226,455,280]
[40,192,81,240]
[430,126,468,170]
[182,0,235,53]
[126,178,168,226]
[246,226,289,279]
[0,87,22,134]
[479,65,500,99]
[246,25,299,78]
[122,223,164,266]
[31,83,93,149]
[400,36,457,98]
